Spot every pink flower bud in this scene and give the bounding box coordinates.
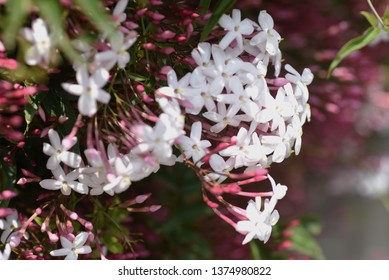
[149,205,161,212]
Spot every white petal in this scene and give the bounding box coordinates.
[50,248,70,257]
[74,232,89,248]
[46,156,60,170]
[96,89,111,104]
[78,95,97,116]
[258,11,274,30]
[92,68,109,88]
[39,179,62,190]
[43,143,55,156]
[190,122,202,141]
[60,236,73,249]
[219,32,236,50]
[62,83,84,96]
[60,151,81,168]
[75,246,92,255]
[65,252,78,260]
[76,67,89,87]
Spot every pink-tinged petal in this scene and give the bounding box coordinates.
[64,252,78,260]
[92,68,109,88]
[74,232,89,248]
[156,86,175,98]
[40,179,62,190]
[46,155,60,170]
[219,31,236,50]
[52,167,66,181]
[24,46,40,66]
[60,151,81,168]
[75,246,91,255]
[76,67,89,87]
[43,143,55,156]
[62,83,84,96]
[218,14,234,30]
[84,149,103,167]
[50,248,70,257]
[78,95,97,116]
[96,89,111,104]
[103,176,121,192]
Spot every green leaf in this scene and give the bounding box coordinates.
[101,234,123,254]
[287,217,325,259]
[198,0,211,16]
[200,0,237,42]
[360,11,378,27]
[2,0,32,50]
[36,0,80,63]
[383,8,389,26]
[74,0,115,38]
[24,92,45,125]
[327,26,381,78]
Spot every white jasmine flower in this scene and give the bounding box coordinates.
[236,196,279,244]
[218,9,254,50]
[40,167,88,195]
[43,129,82,170]
[22,18,52,65]
[178,121,211,163]
[203,102,241,133]
[250,11,281,56]
[0,211,20,245]
[94,31,137,70]
[62,67,111,116]
[50,232,91,260]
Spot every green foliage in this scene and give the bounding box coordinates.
[286,217,325,259]
[2,0,32,49]
[327,26,380,78]
[200,0,237,42]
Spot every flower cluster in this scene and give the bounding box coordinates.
[0,0,313,259]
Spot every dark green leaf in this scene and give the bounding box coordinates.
[2,0,32,49]
[360,11,378,27]
[327,26,381,78]
[200,0,237,42]
[24,92,45,125]
[198,0,211,16]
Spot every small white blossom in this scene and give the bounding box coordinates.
[178,122,211,163]
[250,11,281,56]
[43,129,81,170]
[50,232,91,260]
[218,9,254,50]
[40,167,88,195]
[22,18,52,65]
[62,67,111,116]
